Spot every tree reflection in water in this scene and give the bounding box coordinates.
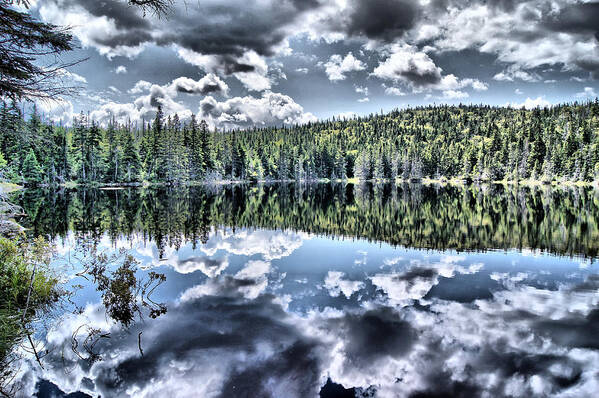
[12,182,599,258]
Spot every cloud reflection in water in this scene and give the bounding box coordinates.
[25,228,599,398]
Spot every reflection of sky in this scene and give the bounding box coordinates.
[23,227,599,397]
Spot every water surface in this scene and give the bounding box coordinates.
[9,183,599,397]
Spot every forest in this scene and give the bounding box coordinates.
[1,100,599,186]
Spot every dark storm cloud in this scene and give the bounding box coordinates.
[146,85,168,108]
[429,0,517,14]
[35,379,92,398]
[155,19,287,57]
[200,99,216,115]
[345,0,421,41]
[405,324,586,398]
[398,67,441,87]
[50,0,323,69]
[543,2,599,35]
[62,0,150,29]
[539,2,599,79]
[484,0,518,12]
[289,0,322,11]
[575,58,599,79]
[223,59,256,74]
[94,30,153,48]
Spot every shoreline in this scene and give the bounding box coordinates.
[12,177,599,190]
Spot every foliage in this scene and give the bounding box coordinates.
[0,236,58,390]
[21,148,41,185]
[0,1,78,100]
[1,101,599,185]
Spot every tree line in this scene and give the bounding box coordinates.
[1,100,599,186]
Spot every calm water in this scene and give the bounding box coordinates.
[8,183,599,397]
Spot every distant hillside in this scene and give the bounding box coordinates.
[1,100,598,185]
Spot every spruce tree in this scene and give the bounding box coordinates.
[21,148,42,185]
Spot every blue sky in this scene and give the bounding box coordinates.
[25,0,599,128]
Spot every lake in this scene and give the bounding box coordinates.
[8,183,599,397]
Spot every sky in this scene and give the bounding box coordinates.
[25,0,599,129]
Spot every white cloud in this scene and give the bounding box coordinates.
[336,111,357,120]
[324,52,366,81]
[128,80,153,94]
[383,86,406,96]
[461,78,488,91]
[373,45,442,88]
[506,96,552,109]
[115,65,127,74]
[234,51,272,92]
[132,83,192,120]
[94,77,313,129]
[494,67,539,82]
[234,260,272,299]
[373,45,487,94]
[173,257,229,277]
[415,24,441,42]
[432,2,599,80]
[177,48,272,92]
[576,87,598,99]
[59,70,87,84]
[36,98,75,124]
[200,91,316,130]
[39,2,147,59]
[89,102,141,125]
[442,90,468,99]
[354,85,369,95]
[93,74,232,124]
[170,74,229,96]
[370,271,437,307]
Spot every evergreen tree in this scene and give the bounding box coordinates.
[21,149,42,185]
[121,130,140,182]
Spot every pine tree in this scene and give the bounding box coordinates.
[121,130,140,182]
[87,121,102,181]
[199,119,212,171]
[373,154,385,180]
[104,120,121,182]
[188,114,204,179]
[354,151,371,180]
[21,149,42,185]
[72,113,88,181]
